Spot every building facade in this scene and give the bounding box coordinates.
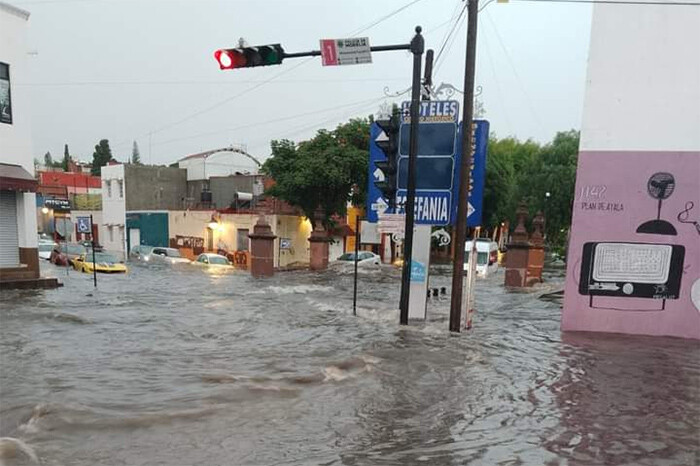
[0,2,41,284]
[562,4,700,339]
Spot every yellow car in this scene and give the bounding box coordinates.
[71,252,128,274]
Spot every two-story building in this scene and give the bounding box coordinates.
[0,2,57,288]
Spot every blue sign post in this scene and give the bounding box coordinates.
[366,101,489,227]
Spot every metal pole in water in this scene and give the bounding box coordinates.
[352,215,361,316]
[398,26,424,325]
[90,214,97,287]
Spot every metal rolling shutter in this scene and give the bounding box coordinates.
[0,191,20,267]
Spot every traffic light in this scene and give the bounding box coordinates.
[214,44,285,70]
[373,116,400,209]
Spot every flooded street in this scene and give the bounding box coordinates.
[1,262,699,466]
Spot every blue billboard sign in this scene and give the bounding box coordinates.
[365,100,488,227]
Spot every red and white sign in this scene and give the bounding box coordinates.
[377,213,405,235]
[320,37,372,67]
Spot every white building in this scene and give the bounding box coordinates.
[0,2,42,286]
[562,3,700,339]
[100,163,127,259]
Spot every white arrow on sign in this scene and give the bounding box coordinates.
[467,202,475,218]
[371,197,388,212]
[373,168,385,182]
[375,131,389,143]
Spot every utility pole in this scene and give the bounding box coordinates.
[398,27,424,325]
[449,0,479,332]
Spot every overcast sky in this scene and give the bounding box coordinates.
[14,0,592,171]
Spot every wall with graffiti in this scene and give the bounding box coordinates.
[562,5,700,339]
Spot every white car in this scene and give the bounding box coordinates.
[335,251,381,266]
[150,247,191,264]
[192,253,233,268]
[38,240,57,260]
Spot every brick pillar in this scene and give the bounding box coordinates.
[505,201,532,287]
[308,209,330,271]
[526,211,546,285]
[248,216,276,278]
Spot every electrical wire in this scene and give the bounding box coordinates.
[16,77,408,87]
[510,0,699,5]
[112,0,428,151]
[434,2,468,69]
[152,95,389,148]
[484,9,544,131]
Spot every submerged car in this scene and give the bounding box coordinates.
[50,243,87,266]
[38,240,57,260]
[150,247,191,265]
[192,253,233,268]
[129,245,154,262]
[71,252,127,274]
[334,251,381,266]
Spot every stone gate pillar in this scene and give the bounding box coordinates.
[248,216,276,278]
[308,209,330,271]
[504,202,532,287]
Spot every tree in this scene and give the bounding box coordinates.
[62,144,71,171]
[44,151,55,168]
[479,130,579,249]
[262,118,370,227]
[131,140,141,165]
[91,139,113,175]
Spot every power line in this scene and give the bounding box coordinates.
[114,0,428,149]
[434,2,468,68]
[510,0,699,4]
[484,9,544,131]
[15,77,408,87]
[152,95,389,147]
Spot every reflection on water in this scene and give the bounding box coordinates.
[0,263,698,465]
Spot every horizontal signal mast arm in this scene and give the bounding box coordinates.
[283,43,410,60]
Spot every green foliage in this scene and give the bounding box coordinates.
[62,144,71,171]
[262,118,370,226]
[482,130,579,248]
[44,151,54,168]
[91,139,113,176]
[131,141,141,165]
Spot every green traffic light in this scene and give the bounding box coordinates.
[259,45,283,65]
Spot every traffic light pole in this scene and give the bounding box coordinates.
[398,27,424,325]
[450,0,479,332]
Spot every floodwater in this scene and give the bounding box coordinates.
[0,261,698,466]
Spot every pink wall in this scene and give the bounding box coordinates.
[562,151,700,339]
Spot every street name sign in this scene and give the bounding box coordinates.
[320,38,372,66]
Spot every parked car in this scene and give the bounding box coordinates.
[192,253,233,268]
[38,240,57,260]
[150,247,191,265]
[71,252,127,274]
[50,243,87,266]
[334,251,381,267]
[129,245,154,262]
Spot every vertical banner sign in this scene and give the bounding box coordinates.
[366,123,390,223]
[454,120,489,227]
[408,225,432,320]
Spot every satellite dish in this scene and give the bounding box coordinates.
[637,172,677,235]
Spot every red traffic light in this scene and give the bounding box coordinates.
[214,49,247,70]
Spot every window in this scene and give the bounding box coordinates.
[0,63,12,125]
[237,228,249,251]
[109,226,114,242]
[105,180,112,198]
[118,180,124,198]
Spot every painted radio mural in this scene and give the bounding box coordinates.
[564,153,700,339]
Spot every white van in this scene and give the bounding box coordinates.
[464,239,499,277]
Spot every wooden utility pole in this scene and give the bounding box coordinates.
[450,0,479,332]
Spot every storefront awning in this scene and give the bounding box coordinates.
[0,163,37,192]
